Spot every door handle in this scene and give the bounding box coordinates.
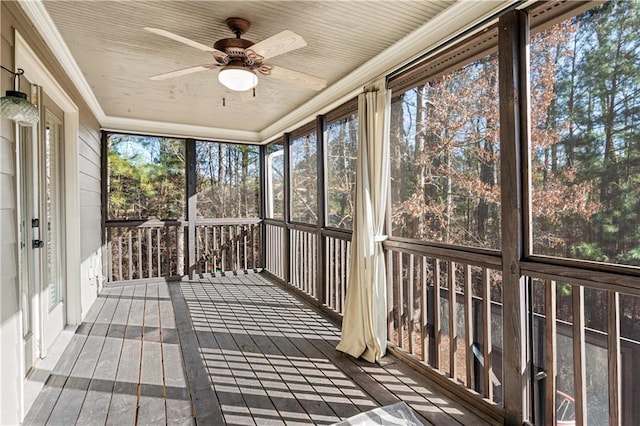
[32,240,44,249]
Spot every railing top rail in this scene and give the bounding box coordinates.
[521,260,640,297]
[322,228,352,241]
[105,219,186,228]
[384,239,502,269]
[195,218,262,226]
[106,217,263,228]
[289,222,319,233]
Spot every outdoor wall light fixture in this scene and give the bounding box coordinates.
[0,66,39,127]
[217,61,258,92]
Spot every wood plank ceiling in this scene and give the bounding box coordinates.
[42,1,456,140]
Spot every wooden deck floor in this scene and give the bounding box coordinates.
[24,273,496,425]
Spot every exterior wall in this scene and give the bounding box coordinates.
[78,122,103,313]
[0,2,102,424]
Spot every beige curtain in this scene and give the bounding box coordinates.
[336,80,391,362]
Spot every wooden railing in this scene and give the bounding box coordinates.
[384,239,504,408]
[289,224,318,298]
[193,218,261,276]
[522,263,640,426]
[324,229,351,315]
[264,220,286,281]
[106,220,186,282]
[105,218,262,283]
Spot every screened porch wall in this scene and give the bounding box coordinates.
[100,2,640,425]
[260,3,640,425]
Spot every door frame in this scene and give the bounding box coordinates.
[15,30,81,328]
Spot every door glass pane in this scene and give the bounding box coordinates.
[45,114,62,311]
[19,127,32,337]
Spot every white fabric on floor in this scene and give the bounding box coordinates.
[331,401,424,426]
[336,79,391,362]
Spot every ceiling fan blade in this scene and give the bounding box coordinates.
[144,27,227,59]
[247,30,307,61]
[261,65,326,91]
[150,64,219,81]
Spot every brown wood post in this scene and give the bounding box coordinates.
[259,145,267,270]
[186,138,197,279]
[316,115,327,304]
[499,9,529,425]
[283,133,291,284]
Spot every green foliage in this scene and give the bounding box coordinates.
[571,242,608,262]
[108,134,185,220]
[530,1,640,267]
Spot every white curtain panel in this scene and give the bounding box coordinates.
[336,80,391,362]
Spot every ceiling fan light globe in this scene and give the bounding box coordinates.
[218,67,258,92]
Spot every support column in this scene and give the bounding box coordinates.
[283,133,291,284]
[186,138,197,279]
[259,144,267,270]
[316,115,327,304]
[499,9,529,425]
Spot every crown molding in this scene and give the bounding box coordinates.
[101,116,261,144]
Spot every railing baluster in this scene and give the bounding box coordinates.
[464,264,473,388]
[482,267,493,400]
[608,290,621,426]
[386,248,394,343]
[304,231,308,292]
[327,237,332,309]
[127,229,133,280]
[156,228,161,278]
[434,258,441,370]
[421,256,428,363]
[340,238,345,312]
[293,230,298,287]
[396,251,404,349]
[146,228,152,278]
[244,225,248,273]
[221,225,226,275]
[117,227,123,282]
[449,261,457,380]
[545,279,557,425]
[204,225,209,274]
[137,228,142,279]
[572,285,586,425]
[408,253,415,355]
[107,227,113,282]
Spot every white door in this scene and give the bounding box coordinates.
[18,87,67,361]
[17,84,38,373]
[40,92,66,353]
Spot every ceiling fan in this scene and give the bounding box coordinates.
[145,18,327,92]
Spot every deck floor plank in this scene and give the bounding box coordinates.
[75,286,125,426]
[25,274,495,426]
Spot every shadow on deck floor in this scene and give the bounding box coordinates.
[24,273,496,426]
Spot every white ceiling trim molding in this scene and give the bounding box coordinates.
[102,116,262,144]
[19,0,106,123]
[259,0,516,143]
